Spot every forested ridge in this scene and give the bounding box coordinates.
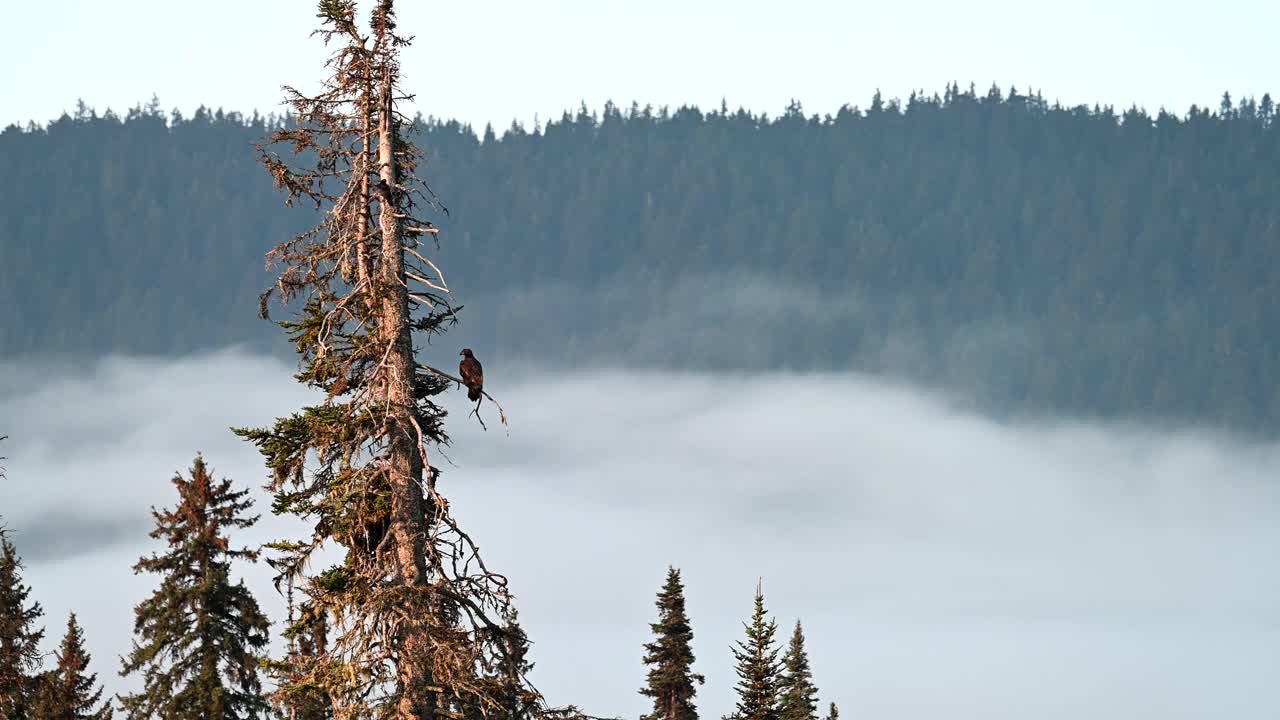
[4,86,1280,429]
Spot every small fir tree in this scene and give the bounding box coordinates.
[639,567,704,720]
[821,703,837,720]
[117,455,270,720]
[266,594,333,720]
[777,622,819,720]
[725,582,781,720]
[31,613,112,720]
[0,535,45,720]
[495,610,542,720]
[459,609,540,720]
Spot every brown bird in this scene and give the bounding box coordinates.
[459,348,483,402]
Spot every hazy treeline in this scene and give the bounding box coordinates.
[3,88,1280,429]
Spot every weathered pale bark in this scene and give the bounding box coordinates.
[355,66,373,294]
[376,65,435,720]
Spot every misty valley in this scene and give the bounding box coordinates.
[2,2,1278,720]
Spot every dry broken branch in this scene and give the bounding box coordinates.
[417,365,508,432]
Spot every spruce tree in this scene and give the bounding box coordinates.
[267,594,333,720]
[0,535,45,720]
[821,704,836,720]
[777,622,819,720]
[725,582,782,720]
[31,613,112,720]
[117,455,270,720]
[639,567,704,720]
[459,609,539,720]
[236,2,567,718]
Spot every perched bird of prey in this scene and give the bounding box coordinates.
[459,348,484,402]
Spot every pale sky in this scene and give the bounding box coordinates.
[6,0,1277,131]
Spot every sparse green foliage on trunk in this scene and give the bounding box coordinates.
[639,567,704,720]
[117,455,270,720]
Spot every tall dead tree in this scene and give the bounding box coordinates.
[238,3,567,719]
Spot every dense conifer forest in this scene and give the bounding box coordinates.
[4,87,1279,430]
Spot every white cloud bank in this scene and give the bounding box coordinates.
[1,349,1277,719]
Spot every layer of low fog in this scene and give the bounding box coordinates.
[1,350,1277,719]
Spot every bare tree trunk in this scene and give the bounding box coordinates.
[356,68,373,293]
[377,67,436,720]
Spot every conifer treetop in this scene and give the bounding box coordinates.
[778,621,819,720]
[640,566,705,720]
[117,454,270,720]
[725,581,782,720]
[0,534,45,720]
[34,613,113,720]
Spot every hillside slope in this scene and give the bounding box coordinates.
[3,88,1279,428]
